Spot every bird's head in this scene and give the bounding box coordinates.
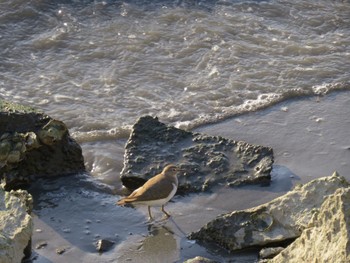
[162,164,185,177]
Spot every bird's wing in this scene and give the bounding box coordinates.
[119,175,175,203]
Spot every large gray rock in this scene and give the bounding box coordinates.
[269,186,350,263]
[0,100,85,190]
[189,172,349,251]
[0,186,33,263]
[121,116,274,193]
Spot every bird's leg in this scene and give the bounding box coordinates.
[161,205,171,218]
[148,206,154,221]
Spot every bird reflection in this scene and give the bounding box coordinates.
[139,225,179,263]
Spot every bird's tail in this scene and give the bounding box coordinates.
[116,199,126,206]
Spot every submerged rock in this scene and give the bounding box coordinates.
[121,116,274,193]
[270,186,350,263]
[0,186,33,263]
[189,172,349,251]
[0,100,85,190]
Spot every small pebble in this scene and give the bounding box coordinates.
[35,241,47,249]
[56,247,67,255]
[95,239,115,252]
[62,228,71,233]
[281,106,288,112]
[35,229,42,233]
[259,247,284,259]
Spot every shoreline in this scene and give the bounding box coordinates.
[196,90,350,183]
[30,91,350,262]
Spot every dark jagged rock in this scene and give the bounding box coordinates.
[0,100,85,190]
[120,116,274,193]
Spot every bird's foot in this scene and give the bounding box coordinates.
[161,205,171,219]
[144,217,154,225]
[161,215,171,221]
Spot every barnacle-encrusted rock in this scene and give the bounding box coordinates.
[189,172,349,251]
[120,116,274,193]
[38,119,68,145]
[269,185,350,263]
[0,100,85,190]
[0,186,33,263]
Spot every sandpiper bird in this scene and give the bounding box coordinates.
[117,164,183,220]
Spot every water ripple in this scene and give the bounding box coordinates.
[1,0,349,140]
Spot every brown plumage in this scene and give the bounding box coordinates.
[117,164,183,220]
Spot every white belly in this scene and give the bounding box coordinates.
[133,183,177,207]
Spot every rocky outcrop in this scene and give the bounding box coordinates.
[0,100,85,190]
[269,186,350,263]
[0,186,33,263]
[189,172,349,251]
[120,116,274,193]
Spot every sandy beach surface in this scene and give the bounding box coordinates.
[29,91,350,263]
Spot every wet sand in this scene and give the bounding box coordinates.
[197,91,350,182]
[29,91,350,263]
